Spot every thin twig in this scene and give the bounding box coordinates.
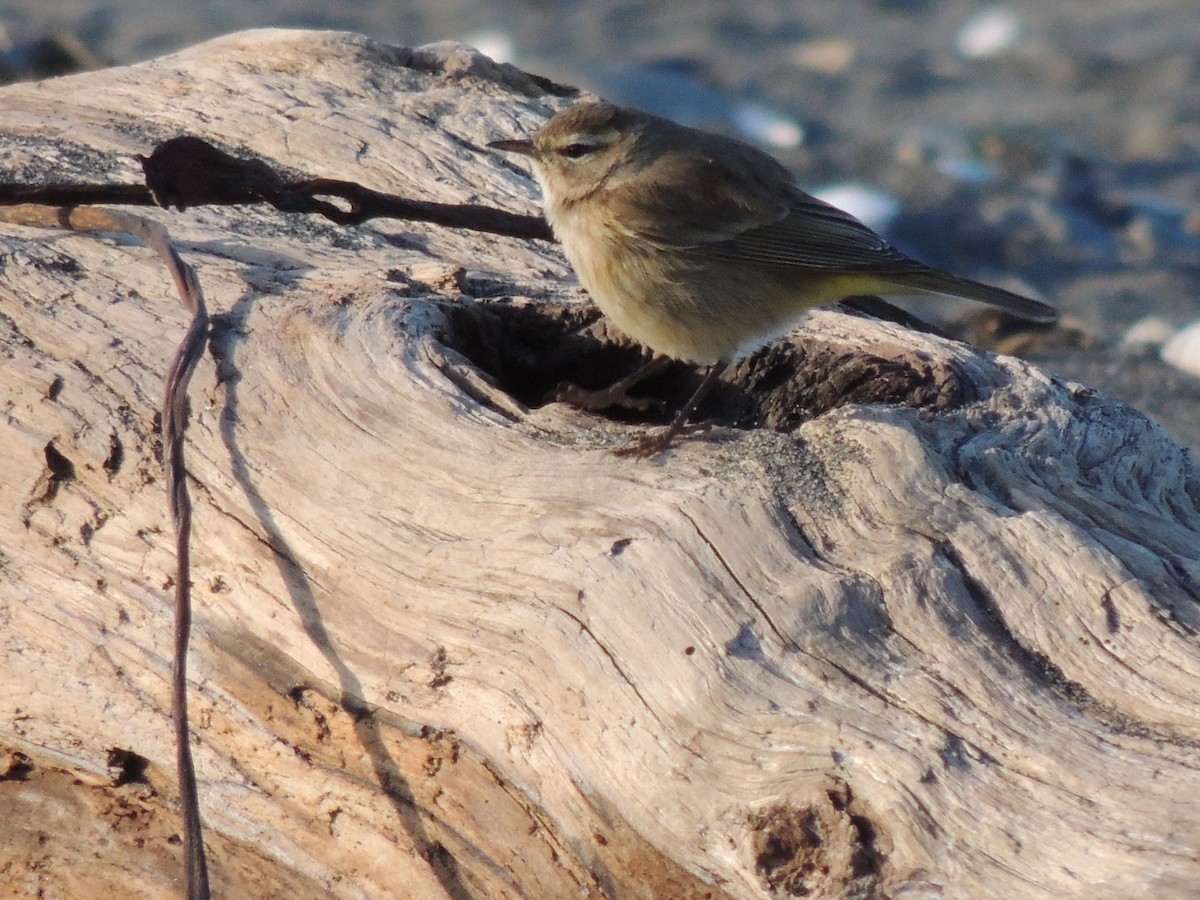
[0,204,212,899]
[138,215,212,900]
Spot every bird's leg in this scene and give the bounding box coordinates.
[549,349,671,413]
[615,360,729,458]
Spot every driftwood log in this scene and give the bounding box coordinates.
[2,29,1199,899]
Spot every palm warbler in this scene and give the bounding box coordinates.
[489,101,1055,454]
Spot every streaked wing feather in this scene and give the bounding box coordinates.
[700,193,926,272]
[694,194,1057,321]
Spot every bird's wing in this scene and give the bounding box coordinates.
[700,192,926,272]
[603,135,1056,322]
[686,195,1058,320]
[608,145,925,273]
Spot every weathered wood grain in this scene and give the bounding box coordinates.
[1,29,1198,899]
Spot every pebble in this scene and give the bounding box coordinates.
[1120,315,1175,350]
[1160,321,1200,378]
[956,7,1022,59]
[730,101,804,149]
[789,38,856,74]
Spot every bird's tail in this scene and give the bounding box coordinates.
[885,270,1057,323]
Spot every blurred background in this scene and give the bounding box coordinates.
[3,0,1199,448]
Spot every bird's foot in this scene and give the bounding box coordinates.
[611,360,728,458]
[612,421,712,458]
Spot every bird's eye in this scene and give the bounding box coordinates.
[559,142,595,160]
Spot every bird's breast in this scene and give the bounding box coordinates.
[546,199,809,364]
[549,204,704,358]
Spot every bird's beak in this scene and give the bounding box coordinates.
[487,139,537,157]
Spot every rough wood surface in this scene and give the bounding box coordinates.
[1,29,1199,899]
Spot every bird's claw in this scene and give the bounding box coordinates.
[612,421,711,458]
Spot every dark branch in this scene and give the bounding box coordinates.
[0,135,555,242]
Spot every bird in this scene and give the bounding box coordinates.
[489,100,1055,455]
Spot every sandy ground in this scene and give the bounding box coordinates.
[2,0,1198,449]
